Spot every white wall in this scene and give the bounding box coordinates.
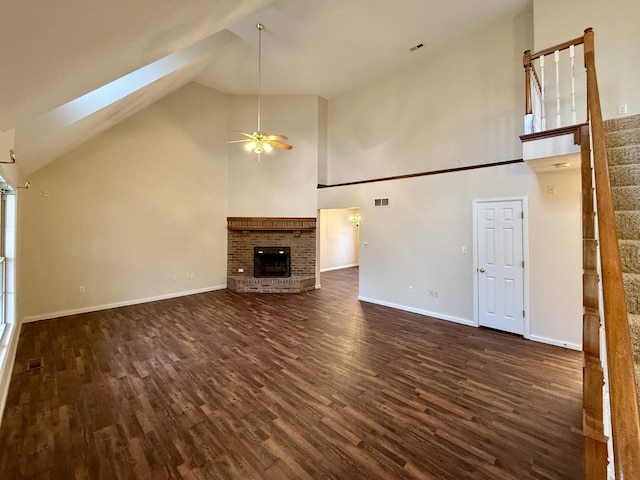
[533,0,640,119]
[327,7,532,185]
[19,87,325,320]
[317,97,328,186]
[227,95,319,217]
[319,208,359,271]
[321,5,583,348]
[319,165,582,348]
[19,83,230,320]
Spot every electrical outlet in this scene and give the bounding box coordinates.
[78,286,85,294]
[171,275,177,282]
[409,286,413,293]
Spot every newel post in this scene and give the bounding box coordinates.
[583,28,594,121]
[523,49,533,116]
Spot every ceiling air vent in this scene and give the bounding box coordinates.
[374,198,389,207]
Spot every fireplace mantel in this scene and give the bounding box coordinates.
[227,217,316,231]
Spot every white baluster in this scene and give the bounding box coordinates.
[531,76,538,132]
[540,55,546,130]
[555,50,561,128]
[570,45,577,125]
[532,75,542,132]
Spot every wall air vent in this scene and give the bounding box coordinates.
[374,198,389,207]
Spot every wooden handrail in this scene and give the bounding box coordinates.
[524,28,640,478]
[583,28,640,478]
[529,35,585,61]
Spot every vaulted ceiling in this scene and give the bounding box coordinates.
[1,0,530,176]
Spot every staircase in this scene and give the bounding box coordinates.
[605,113,640,400]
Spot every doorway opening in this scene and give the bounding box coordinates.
[318,207,360,288]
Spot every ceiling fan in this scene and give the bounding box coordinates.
[227,23,292,159]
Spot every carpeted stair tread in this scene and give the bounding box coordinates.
[620,240,640,274]
[610,164,640,186]
[607,114,640,405]
[605,128,640,149]
[608,145,640,167]
[616,211,640,240]
[624,273,640,315]
[613,185,640,210]
[604,114,640,133]
[630,314,640,363]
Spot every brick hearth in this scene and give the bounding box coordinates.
[227,217,317,293]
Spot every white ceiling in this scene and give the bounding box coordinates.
[195,0,530,98]
[0,0,530,176]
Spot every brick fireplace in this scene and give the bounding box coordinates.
[227,217,317,293]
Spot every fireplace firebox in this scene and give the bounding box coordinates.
[254,247,291,278]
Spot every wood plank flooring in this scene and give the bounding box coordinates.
[0,267,583,479]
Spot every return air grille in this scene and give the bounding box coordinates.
[373,198,389,207]
[25,357,44,371]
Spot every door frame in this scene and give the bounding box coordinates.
[472,196,530,338]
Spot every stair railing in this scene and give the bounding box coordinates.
[524,28,640,479]
[523,35,586,134]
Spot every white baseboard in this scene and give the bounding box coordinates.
[0,323,21,425]
[22,284,227,323]
[528,334,582,351]
[357,296,475,327]
[320,264,359,273]
[356,297,582,351]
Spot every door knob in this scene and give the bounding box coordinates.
[478,268,485,273]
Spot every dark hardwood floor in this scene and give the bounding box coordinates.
[0,267,583,479]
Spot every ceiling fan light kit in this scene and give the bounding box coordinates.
[227,23,292,160]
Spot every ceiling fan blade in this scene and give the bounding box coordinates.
[233,131,256,138]
[268,141,293,150]
[267,134,288,140]
[225,139,251,144]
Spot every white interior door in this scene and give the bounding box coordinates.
[476,200,525,335]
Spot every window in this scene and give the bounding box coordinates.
[0,184,15,339]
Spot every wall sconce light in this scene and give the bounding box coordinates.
[349,213,361,227]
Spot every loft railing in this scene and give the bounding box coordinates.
[523,29,640,479]
[523,34,587,134]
